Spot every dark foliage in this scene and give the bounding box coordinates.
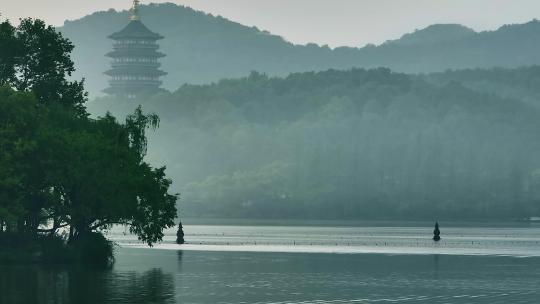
[69,232,114,265]
[0,18,178,263]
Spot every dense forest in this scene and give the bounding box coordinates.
[60,3,540,96]
[89,67,540,220]
[426,66,540,106]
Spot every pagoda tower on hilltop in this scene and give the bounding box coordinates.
[104,0,166,98]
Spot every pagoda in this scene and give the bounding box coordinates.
[104,0,166,98]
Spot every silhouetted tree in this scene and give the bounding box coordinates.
[0,18,179,261]
[0,18,86,114]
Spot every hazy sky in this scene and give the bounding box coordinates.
[2,0,540,47]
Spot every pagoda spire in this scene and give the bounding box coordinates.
[130,0,141,21]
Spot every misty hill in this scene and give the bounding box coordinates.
[60,3,540,96]
[385,24,475,46]
[89,67,540,220]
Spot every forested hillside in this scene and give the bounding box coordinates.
[60,3,540,96]
[88,68,540,220]
[426,66,540,107]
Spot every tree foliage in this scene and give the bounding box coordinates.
[1,18,86,114]
[0,18,177,250]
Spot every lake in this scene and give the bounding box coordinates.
[1,222,540,303]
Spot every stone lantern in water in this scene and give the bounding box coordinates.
[176,222,185,244]
[433,222,441,242]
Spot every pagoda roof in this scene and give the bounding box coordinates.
[106,49,165,58]
[109,20,163,40]
[105,67,167,76]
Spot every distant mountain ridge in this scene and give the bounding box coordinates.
[58,3,540,96]
[384,24,476,46]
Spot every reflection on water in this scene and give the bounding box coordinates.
[433,254,441,281]
[0,264,175,304]
[2,247,540,304]
[2,224,540,304]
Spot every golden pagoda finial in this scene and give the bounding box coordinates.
[130,0,141,21]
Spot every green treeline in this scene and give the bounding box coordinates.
[91,68,540,220]
[0,19,177,263]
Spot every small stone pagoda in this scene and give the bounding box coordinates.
[104,0,166,98]
[433,222,441,242]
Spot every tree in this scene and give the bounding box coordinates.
[43,108,177,245]
[0,21,20,86]
[0,87,44,233]
[0,18,178,259]
[0,18,86,114]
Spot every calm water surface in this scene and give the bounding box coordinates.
[1,223,540,304]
